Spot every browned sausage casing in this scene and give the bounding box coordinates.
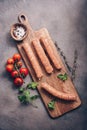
[23,44,43,79]
[40,37,61,70]
[32,39,53,74]
[41,82,77,101]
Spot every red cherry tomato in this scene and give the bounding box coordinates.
[20,68,28,78]
[7,58,14,64]
[11,70,19,78]
[16,61,22,69]
[14,78,23,86]
[13,54,21,62]
[6,64,14,73]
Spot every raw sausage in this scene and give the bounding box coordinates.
[32,39,53,74]
[23,44,43,79]
[40,37,61,70]
[41,82,77,101]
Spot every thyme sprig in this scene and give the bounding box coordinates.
[55,42,72,73]
[54,42,78,81]
[71,50,78,81]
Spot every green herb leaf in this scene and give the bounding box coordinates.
[27,82,38,89]
[18,90,30,104]
[18,95,23,102]
[18,95,26,103]
[48,100,55,110]
[57,73,68,81]
[18,87,25,93]
[23,90,30,96]
[30,95,39,100]
[18,89,39,106]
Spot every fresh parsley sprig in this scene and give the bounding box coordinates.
[27,82,38,89]
[57,73,68,81]
[48,99,56,110]
[18,82,39,107]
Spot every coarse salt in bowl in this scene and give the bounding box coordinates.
[10,23,28,41]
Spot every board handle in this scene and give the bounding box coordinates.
[18,13,28,24]
[18,13,33,34]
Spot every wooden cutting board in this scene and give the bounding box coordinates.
[15,14,81,118]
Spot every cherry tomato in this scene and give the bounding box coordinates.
[11,70,19,78]
[13,54,21,62]
[7,58,14,64]
[6,64,14,73]
[16,61,22,69]
[14,78,23,87]
[20,68,28,78]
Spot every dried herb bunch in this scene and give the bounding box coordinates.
[71,50,78,81]
[54,42,78,81]
[55,42,72,73]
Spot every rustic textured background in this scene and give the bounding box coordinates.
[0,0,87,130]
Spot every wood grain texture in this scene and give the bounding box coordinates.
[17,14,81,118]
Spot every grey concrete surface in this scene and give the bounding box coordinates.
[0,0,87,130]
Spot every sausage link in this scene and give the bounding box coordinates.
[40,37,61,70]
[23,44,43,79]
[32,39,53,74]
[41,82,77,101]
